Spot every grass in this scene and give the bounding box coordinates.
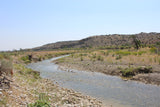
[14,64,40,80]
[28,93,50,107]
[120,66,152,77]
[57,47,160,66]
[20,55,31,64]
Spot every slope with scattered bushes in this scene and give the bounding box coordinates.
[33,32,160,51]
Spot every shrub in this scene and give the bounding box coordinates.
[81,56,83,61]
[2,53,11,59]
[0,54,3,59]
[21,56,31,64]
[150,47,157,53]
[28,93,50,107]
[92,53,96,59]
[154,57,157,63]
[121,66,152,77]
[0,53,12,60]
[0,59,13,76]
[46,54,53,59]
[70,54,74,58]
[136,66,152,73]
[79,53,88,56]
[97,55,104,61]
[121,67,135,77]
[116,55,122,60]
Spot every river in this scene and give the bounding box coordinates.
[27,56,160,107]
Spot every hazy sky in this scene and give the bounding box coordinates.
[0,0,160,51]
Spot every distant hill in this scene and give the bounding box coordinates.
[32,32,160,51]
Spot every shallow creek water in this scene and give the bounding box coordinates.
[27,56,160,107]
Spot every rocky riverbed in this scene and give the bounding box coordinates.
[0,64,104,107]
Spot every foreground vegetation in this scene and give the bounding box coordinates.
[0,50,103,106]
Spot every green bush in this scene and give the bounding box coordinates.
[0,54,4,59]
[70,54,74,58]
[121,67,135,77]
[2,53,11,59]
[0,53,12,60]
[121,66,152,77]
[80,56,83,61]
[116,55,122,60]
[150,47,157,53]
[97,55,104,61]
[92,53,96,59]
[28,93,50,107]
[21,56,31,64]
[136,66,152,73]
[46,54,53,59]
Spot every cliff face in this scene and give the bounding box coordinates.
[33,32,160,51]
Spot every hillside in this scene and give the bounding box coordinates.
[33,32,160,51]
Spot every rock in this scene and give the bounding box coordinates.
[8,91,12,94]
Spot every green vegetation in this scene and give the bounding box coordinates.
[0,52,12,60]
[21,55,31,64]
[14,64,40,79]
[115,50,146,56]
[115,55,122,60]
[132,35,141,50]
[80,56,83,61]
[120,66,152,77]
[56,57,65,63]
[97,55,104,61]
[150,47,157,53]
[28,93,50,107]
[121,67,135,77]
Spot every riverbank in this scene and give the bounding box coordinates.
[54,48,160,85]
[0,51,104,106]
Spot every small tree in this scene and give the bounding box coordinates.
[132,35,141,50]
[156,40,160,55]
